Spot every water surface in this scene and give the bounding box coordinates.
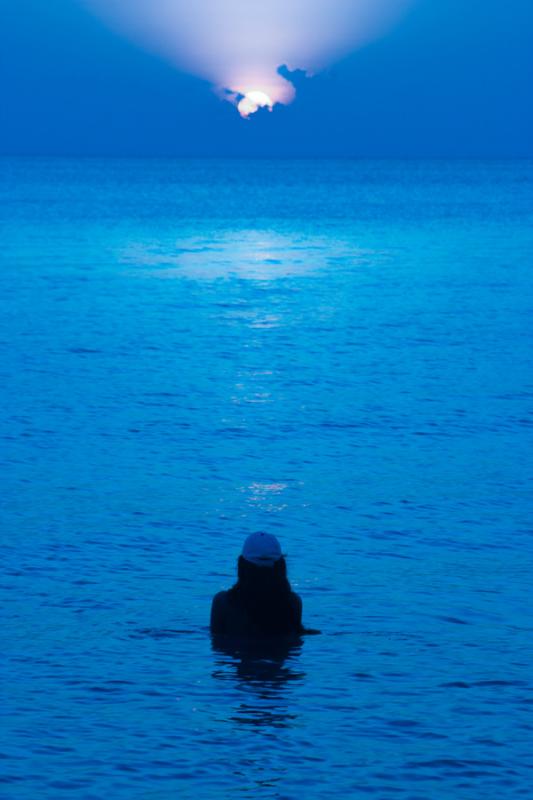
[1,158,533,798]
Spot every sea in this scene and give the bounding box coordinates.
[1,158,532,799]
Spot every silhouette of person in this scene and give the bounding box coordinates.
[210,532,303,637]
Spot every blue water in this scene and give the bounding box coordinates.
[1,158,533,799]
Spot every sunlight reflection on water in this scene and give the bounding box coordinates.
[121,230,374,280]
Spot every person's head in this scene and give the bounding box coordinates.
[236,531,288,590]
[236,552,288,587]
[229,532,297,634]
[241,531,282,567]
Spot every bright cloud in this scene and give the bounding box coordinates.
[80,0,413,115]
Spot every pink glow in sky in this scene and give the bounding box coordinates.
[81,0,413,115]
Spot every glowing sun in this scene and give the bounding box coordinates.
[237,90,274,119]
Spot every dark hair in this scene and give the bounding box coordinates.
[227,556,300,635]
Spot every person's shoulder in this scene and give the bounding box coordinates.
[210,590,231,633]
[290,591,302,608]
[212,591,230,608]
[290,592,303,624]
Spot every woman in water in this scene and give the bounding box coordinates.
[210,532,303,636]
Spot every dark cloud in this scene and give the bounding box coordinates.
[277,64,310,91]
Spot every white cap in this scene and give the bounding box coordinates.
[242,532,282,567]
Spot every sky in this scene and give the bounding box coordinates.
[1,0,532,157]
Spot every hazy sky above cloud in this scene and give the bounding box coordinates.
[1,0,532,156]
[80,0,412,107]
